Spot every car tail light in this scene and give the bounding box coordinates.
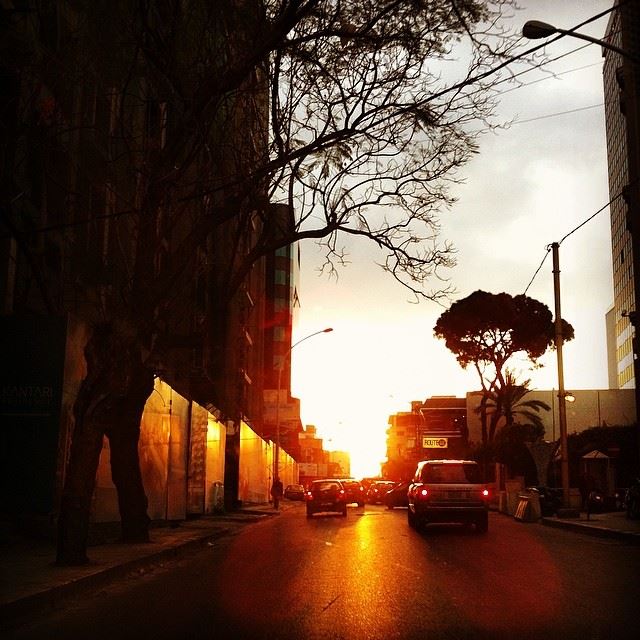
[419,488,429,498]
[305,491,313,500]
[339,489,345,496]
[482,488,490,499]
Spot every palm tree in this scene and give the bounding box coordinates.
[480,370,550,437]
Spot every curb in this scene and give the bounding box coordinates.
[1,526,233,625]
[540,517,640,543]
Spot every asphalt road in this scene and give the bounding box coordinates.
[7,503,640,640]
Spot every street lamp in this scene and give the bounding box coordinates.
[522,20,639,64]
[272,327,333,509]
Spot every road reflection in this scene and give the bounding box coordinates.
[213,506,565,638]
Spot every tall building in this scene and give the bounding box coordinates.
[0,2,281,524]
[603,1,640,390]
[262,204,302,460]
[385,397,467,480]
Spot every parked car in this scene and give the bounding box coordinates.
[284,484,305,501]
[340,479,366,507]
[305,479,348,517]
[407,459,490,533]
[526,486,562,517]
[366,480,396,504]
[384,481,410,509]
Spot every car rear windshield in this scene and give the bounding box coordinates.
[312,481,340,492]
[419,463,481,484]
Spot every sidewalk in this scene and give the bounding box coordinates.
[1,503,287,624]
[540,509,640,542]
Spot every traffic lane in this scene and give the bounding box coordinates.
[214,504,640,639]
[7,504,640,639]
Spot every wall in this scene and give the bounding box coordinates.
[238,420,297,503]
[466,389,636,445]
[92,379,226,523]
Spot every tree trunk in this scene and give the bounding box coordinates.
[479,395,488,445]
[56,413,104,565]
[105,366,154,542]
[56,323,153,564]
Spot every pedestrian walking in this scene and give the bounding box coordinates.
[271,478,283,510]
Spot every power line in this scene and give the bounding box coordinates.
[495,60,602,97]
[523,248,551,296]
[523,189,627,296]
[513,102,603,125]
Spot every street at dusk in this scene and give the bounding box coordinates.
[6,505,640,640]
[3,3,640,639]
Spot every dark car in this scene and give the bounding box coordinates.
[408,459,490,533]
[384,481,410,509]
[284,483,305,501]
[305,479,348,517]
[366,480,396,504]
[340,479,366,507]
[526,486,562,517]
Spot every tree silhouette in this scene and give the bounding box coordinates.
[3,1,532,564]
[434,290,573,442]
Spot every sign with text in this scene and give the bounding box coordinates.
[423,437,448,449]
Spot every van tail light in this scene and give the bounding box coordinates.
[482,489,490,499]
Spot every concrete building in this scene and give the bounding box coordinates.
[0,2,298,537]
[384,389,635,485]
[602,2,640,389]
[385,396,468,480]
[465,389,636,446]
[297,425,346,484]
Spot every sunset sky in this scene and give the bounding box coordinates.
[290,1,615,479]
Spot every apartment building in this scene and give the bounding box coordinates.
[603,1,640,389]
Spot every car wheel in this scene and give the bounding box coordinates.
[358,502,364,508]
[306,510,313,518]
[408,507,416,528]
[476,512,488,533]
[341,507,347,517]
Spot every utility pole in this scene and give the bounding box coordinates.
[551,242,571,509]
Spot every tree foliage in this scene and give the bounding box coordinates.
[480,370,550,437]
[434,290,573,442]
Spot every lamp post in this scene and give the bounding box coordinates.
[550,242,572,509]
[524,11,640,486]
[272,327,333,509]
[522,20,640,64]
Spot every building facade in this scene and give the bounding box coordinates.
[0,2,297,535]
[603,1,640,389]
[385,396,468,480]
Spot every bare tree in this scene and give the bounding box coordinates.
[3,0,531,564]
